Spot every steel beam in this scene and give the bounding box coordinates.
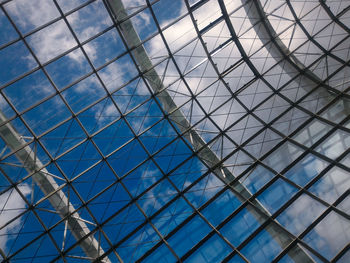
[0,112,110,263]
[241,0,342,95]
[105,0,315,262]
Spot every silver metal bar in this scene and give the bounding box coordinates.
[0,112,110,263]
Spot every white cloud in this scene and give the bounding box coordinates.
[0,184,31,251]
[27,18,77,64]
[56,0,87,13]
[6,0,110,65]
[5,0,60,32]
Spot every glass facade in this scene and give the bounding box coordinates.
[0,0,349,262]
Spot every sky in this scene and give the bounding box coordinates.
[0,0,350,262]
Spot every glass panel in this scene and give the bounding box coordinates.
[168,215,211,258]
[241,165,275,194]
[152,197,193,237]
[310,166,350,204]
[293,119,332,147]
[263,142,303,172]
[337,194,350,215]
[3,70,55,112]
[62,74,106,113]
[84,28,125,68]
[321,99,350,123]
[22,95,71,135]
[277,194,327,235]
[45,48,92,89]
[4,0,60,33]
[257,179,298,214]
[284,154,329,187]
[117,223,161,262]
[0,41,37,85]
[241,223,291,263]
[0,8,18,46]
[220,205,264,247]
[315,129,350,160]
[185,234,232,262]
[27,20,76,63]
[142,243,177,263]
[57,0,88,13]
[67,0,112,42]
[202,189,241,226]
[340,152,350,169]
[303,211,350,260]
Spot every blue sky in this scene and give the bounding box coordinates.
[0,0,350,262]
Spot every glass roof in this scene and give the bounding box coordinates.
[0,0,349,262]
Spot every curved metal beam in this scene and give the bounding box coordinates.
[285,0,349,80]
[241,0,339,95]
[105,0,315,262]
[320,0,350,34]
[0,112,110,262]
[218,0,316,262]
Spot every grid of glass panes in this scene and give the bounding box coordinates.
[0,0,349,262]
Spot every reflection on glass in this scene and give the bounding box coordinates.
[309,167,350,204]
[202,189,241,226]
[168,215,211,258]
[241,223,290,263]
[221,205,263,247]
[277,194,326,235]
[263,142,303,172]
[257,179,298,215]
[303,211,350,260]
[315,129,350,160]
[284,154,329,187]
[185,234,232,262]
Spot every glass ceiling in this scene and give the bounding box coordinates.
[0,0,349,262]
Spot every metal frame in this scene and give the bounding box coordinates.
[0,0,349,262]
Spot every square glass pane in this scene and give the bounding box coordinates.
[66,0,112,42]
[4,70,55,112]
[293,119,332,147]
[315,129,350,160]
[152,197,193,237]
[241,223,291,263]
[4,0,60,33]
[0,41,37,85]
[185,234,232,263]
[62,74,106,113]
[84,28,125,68]
[263,142,303,172]
[57,0,89,13]
[257,178,298,215]
[22,95,71,135]
[45,48,92,89]
[241,165,275,194]
[0,8,18,46]
[27,20,76,63]
[142,243,177,263]
[168,215,211,258]
[309,166,350,204]
[220,205,264,247]
[284,154,329,187]
[202,189,241,226]
[303,211,350,260]
[277,194,326,235]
